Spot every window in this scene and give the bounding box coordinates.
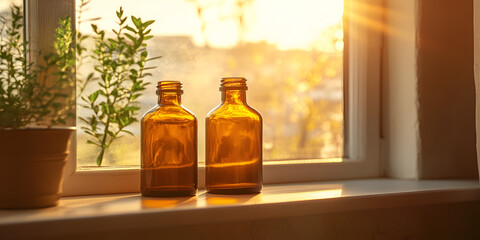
[76,0,345,168]
[24,0,382,195]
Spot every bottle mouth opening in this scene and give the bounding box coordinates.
[220,77,248,91]
[157,81,184,94]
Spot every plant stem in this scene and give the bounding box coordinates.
[96,148,106,167]
[97,116,110,166]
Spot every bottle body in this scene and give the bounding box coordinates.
[206,77,263,194]
[141,81,197,197]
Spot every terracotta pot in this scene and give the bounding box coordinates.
[0,127,75,208]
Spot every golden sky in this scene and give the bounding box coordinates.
[79,0,343,50]
[0,0,21,12]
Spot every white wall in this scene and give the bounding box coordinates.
[383,0,478,179]
[417,0,477,179]
[383,0,419,179]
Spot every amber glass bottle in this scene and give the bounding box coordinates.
[205,77,262,194]
[141,81,197,197]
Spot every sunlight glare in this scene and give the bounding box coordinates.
[258,188,343,202]
[79,0,344,50]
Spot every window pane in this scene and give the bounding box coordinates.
[0,0,21,12]
[76,0,344,168]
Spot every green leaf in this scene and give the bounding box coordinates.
[86,73,94,80]
[131,16,142,29]
[142,20,155,28]
[100,103,108,114]
[79,117,89,124]
[121,129,134,136]
[124,106,140,112]
[87,140,101,147]
[120,16,127,25]
[131,94,141,100]
[140,73,152,78]
[124,25,137,33]
[124,33,136,43]
[88,90,100,103]
[81,126,92,132]
[116,8,123,18]
[146,56,162,62]
[106,130,115,137]
[108,104,116,114]
[111,89,119,97]
[90,117,98,130]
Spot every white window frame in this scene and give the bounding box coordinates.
[26,0,382,196]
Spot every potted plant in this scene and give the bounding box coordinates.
[0,6,75,208]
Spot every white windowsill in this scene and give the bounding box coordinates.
[1,178,479,238]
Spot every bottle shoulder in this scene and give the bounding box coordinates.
[142,104,197,123]
[206,103,262,122]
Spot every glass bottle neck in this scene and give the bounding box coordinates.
[222,89,247,104]
[158,92,182,105]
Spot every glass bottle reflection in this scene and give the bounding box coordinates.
[141,81,197,197]
[206,77,263,194]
